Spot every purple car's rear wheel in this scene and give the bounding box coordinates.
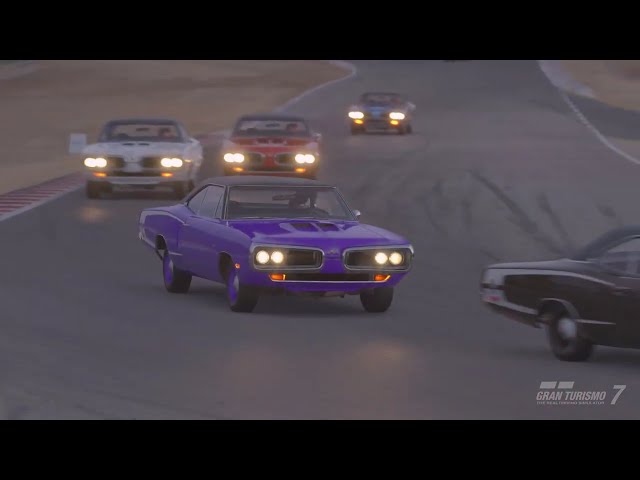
[225,265,259,313]
[162,249,192,293]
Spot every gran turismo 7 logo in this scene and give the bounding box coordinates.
[537,381,626,406]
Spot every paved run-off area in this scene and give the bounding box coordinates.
[2,61,640,418]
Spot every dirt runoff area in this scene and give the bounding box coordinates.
[562,60,640,111]
[0,60,349,195]
[559,60,640,159]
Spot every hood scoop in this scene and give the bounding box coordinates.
[288,222,341,232]
[317,223,340,232]
[289,222,318,231]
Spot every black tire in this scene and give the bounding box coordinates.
[360,287,394,313]
[86,181,102,199]
[350,125,364,135]
[162,249,192,293]
[397,125,406,135]
[406,124,413,134]
[545,310,593,362]
[224,261,259,312]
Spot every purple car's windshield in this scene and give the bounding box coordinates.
[226,186,354,220]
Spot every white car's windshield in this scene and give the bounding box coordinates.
[226,186,354,220]
[100,121,186,143]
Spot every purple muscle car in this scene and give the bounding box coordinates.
[138,176,414,313]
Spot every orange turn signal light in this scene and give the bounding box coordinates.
[295,168,306,173]
[354,119,364,125]
[233,167,244,172]
[161,172,173,177]
[390,120,399,126]
[93,172,107,178]
[235,263,240,269]
[269,273,286,281]
[374,274,391,282]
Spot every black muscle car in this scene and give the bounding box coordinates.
[480,226,640,361]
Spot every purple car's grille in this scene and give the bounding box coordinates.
[286,249,322,267]
[344,248,413,270]
[253,247,323,269]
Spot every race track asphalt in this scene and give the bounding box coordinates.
[2,60,640,419]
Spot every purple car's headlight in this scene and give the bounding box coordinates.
[343,246,413,271]
[252,246,323,270]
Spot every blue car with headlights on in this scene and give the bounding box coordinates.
[347,92,416,135]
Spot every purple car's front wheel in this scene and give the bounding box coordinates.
[225,264,259,313]
[162,249,192,293]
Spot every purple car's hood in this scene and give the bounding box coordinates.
[227,219,409,248]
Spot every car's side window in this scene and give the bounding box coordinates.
[187,188,208,214]
[597,237,640,276]
[199,186,225,219]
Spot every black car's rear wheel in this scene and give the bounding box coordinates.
[546,311,593,362]
[360,287,394,313]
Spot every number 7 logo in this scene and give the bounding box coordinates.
[611,385,626,405]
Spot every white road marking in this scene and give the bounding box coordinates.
[274,60,358,113]
[538,60,640,166]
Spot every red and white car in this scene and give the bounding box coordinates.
[221,114,322,179]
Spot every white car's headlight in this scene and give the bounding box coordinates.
[161,157,183,168]
[294,154,316,164]
[224,153,245,163]
[84,157,107,168]
[389,112,405,120]
[348,111,364,119]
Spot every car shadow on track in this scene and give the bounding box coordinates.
[494,344,640,368]
[185,284,368,316]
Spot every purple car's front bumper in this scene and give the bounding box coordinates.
[237,256,409,296]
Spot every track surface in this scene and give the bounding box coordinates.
[3,60,640,419]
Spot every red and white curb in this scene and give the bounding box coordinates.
[0,173,84,223]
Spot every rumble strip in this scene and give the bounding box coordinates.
[0,173,84,222]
